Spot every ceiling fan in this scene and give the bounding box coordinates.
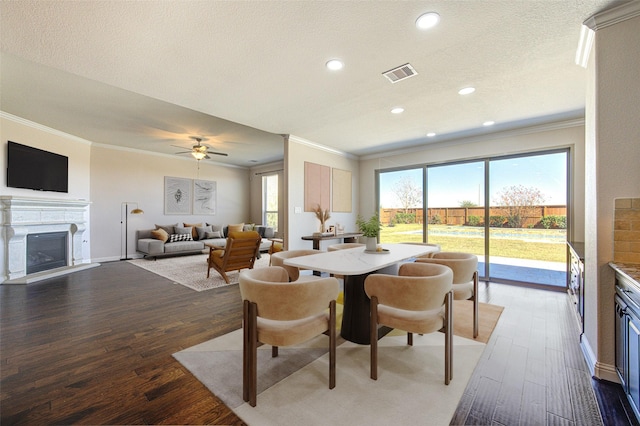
[172,136,228,160]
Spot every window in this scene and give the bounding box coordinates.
[263,174,278,231]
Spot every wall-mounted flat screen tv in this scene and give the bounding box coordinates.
[6,141,69,193]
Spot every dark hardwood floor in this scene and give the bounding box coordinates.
[0,260,635,425]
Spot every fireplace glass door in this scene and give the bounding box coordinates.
[26,232,68,274]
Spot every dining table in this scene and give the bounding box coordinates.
[283,243,438,344]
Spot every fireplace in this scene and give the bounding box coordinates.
[27,232,68,274]
[1,196,94,283]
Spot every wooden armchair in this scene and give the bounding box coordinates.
[207,231,262,283]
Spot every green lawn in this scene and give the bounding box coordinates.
[381,224,567,263]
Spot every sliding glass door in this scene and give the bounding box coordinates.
[377,149,569,287]
[378,168,424,244]
[488,152,567,286]
[426,161,486,277]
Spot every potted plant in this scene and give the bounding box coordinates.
[356,214,381,251]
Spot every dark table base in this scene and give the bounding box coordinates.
[340,264,399,344]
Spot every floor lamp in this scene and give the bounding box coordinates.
[120,202,144,261]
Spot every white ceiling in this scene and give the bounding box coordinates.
[0,0,625,167]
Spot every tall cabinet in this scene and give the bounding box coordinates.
[612,263,640,422]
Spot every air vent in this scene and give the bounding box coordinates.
[382,63,418,83]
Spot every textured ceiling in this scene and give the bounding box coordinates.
[0,0,626,166]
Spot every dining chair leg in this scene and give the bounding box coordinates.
[407,332,413,346]
[370,296,378,380]
[473,271,479,338]
[445,290,453,385]
[329,300,336,389]
[242,300,250,402]
[249,302,258,407]
[272,346,278,358]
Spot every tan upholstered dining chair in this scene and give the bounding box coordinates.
[239,266,340,407]
[269,249,321,281]
[365,262,454,384]
[206,231,262,283]
[415,252,479,338]
[327,242,365,251]
[399,242,441,258]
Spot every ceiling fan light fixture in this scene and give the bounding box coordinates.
[192,151,207,160]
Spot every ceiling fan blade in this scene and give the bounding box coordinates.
[208,151,229,157]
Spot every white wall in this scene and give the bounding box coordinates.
[90,144,251,262]
[359,123,586,242]
[285,136,360,251]
[1,114,93,278]
[584,13,640,381]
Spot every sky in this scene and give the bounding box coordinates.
[379,152,567,208]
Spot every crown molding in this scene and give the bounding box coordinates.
[287,134,357,160]
[583,1,640,31]
[1,111,92,145]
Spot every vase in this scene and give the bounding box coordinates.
[365,236,377,251]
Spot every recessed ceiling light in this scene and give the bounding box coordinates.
[391,107,404,114]
[427,132,436,137]
[458,87,475,95]
[416,12,440,30]
[326,59,344,71]
[483,121,495,126]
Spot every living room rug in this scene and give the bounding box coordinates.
[128,253,270,291]
[173,302,503,425]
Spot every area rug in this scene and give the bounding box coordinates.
[128,253,270,291]
[174,302,503,425]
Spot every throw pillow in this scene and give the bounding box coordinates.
[205,230,222,239]
[168,233,193,243]
[184,222,202,240]
[150,228,170,243]
[228,223,244,234]
[196,225,213,240]
[174,226,193,236]
[206,224,225,238]
[155,223,178,235]
[263,227,275,238]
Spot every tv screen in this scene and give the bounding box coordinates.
[6,141,69,193]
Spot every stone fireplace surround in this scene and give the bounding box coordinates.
[1,196,98,284]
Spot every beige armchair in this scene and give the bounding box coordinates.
[399,242,441,258]
[365,262,453,384]
[239,266,340,406]
[206,230,262,283]
[269,249,322,281]
[327,243,365,251]
[415,252,479,338]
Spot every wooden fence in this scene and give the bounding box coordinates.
[380,205,567,228]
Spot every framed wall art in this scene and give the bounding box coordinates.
[332,168,352,212]
[164,176,192,215]
[193,179,216,215]
[304,161,331,212]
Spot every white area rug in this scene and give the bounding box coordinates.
[174,328,486,425]
[128,253,270,291]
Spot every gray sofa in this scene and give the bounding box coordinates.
[136,223,275,259]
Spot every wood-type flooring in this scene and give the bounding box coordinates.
[0,260,635,425]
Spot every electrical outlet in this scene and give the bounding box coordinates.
[294,207,302,214]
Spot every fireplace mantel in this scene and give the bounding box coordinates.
[1,196,95,283]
